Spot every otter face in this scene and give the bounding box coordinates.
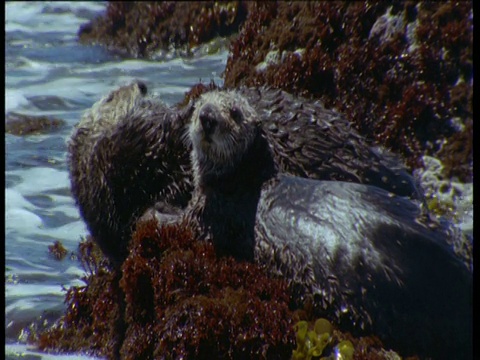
[189,91,259,183]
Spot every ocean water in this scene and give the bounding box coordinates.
[5,2,227,358]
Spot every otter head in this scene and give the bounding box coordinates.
[80,80,149,127]
[189,91,259,187]
[102,80,148,105]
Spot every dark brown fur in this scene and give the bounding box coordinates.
[239,86,423,200]
[68,81,192,265]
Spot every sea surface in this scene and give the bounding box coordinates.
[5,2,227,359]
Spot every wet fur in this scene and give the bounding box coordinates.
[185,91,472,359]
[239,86,424,200]
[186,94,275,258]
[68,81,192,265]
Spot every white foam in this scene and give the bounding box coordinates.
[43,221,88,243]
[6,2,107,35]
[9,167,69,195]
[9,77,97,106]
[5,343,102,360]
[63,266,87,278]
[50,204,82,219]
[5,89,30,113]
[6,256,56,272]
[5,188,45,237]
[5,2,42,28]
[6,185,86,242]
[5,285,66,303]
[5,209,44,234]
[5,188,35,210]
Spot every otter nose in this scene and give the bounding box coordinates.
[199,105,217,136]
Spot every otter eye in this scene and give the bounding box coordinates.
[137,82,148,95]
[230,106,243,123]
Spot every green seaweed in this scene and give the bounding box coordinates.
[292,318,357,360]
[335,340,354,360]
[292,318,354,360]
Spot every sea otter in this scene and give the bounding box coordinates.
[67,81,193,265]
[69,82,427,266]
[183,90,472,359]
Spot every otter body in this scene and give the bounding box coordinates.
[185,90,472,359]
[238,86,423,199]
[67,81,192,265]
[255,175,471,358]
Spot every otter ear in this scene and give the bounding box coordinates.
[179,100,196,123]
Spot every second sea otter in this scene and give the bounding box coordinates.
[68,81,193,265]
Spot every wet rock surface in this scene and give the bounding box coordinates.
[6,112,66,136]
[78,1,248,58]
[223,2,472,183]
